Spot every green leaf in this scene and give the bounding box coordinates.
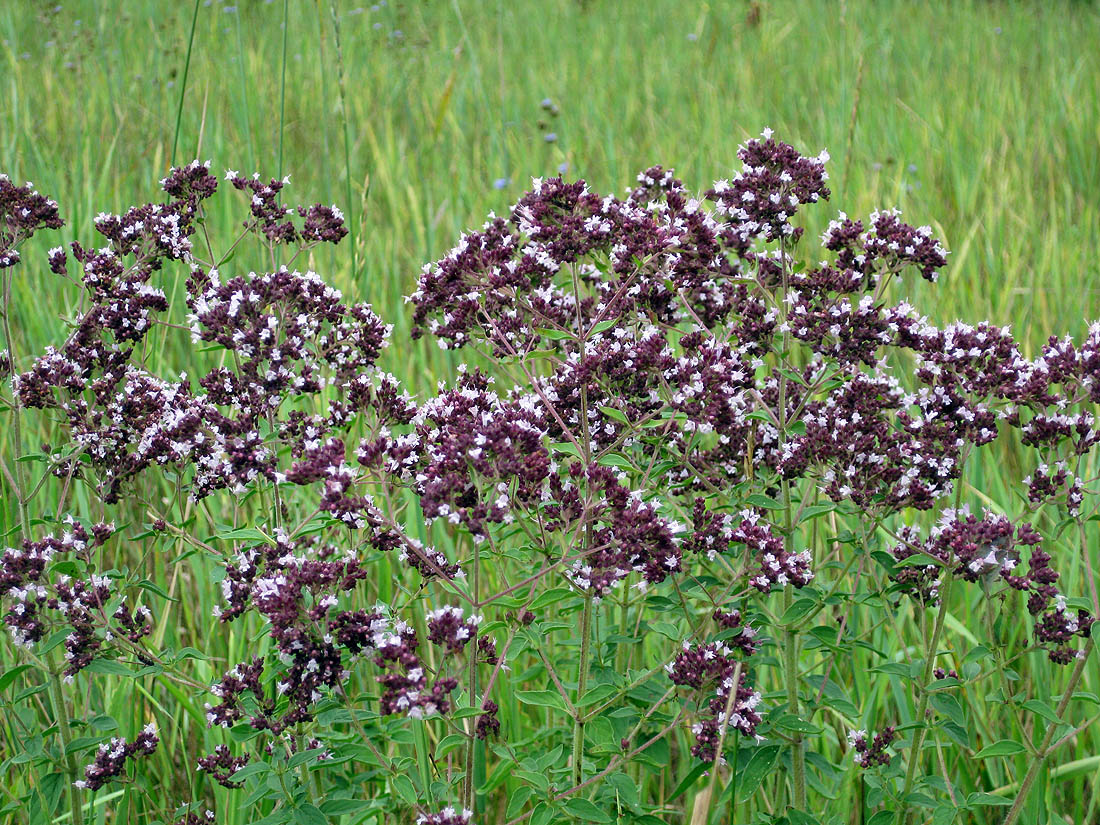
[597,454,634,470]
[606,771,640,811]
[537,327,573,341]
[930,694,966,728]
[589,319,618,336]
[974,739,1026,759]
[436,733,466,758]
[667,762,708,801]
[529,588,576,610]
[577,684,619,707]
[894,553,945,568]
[598,405,629,424]
[0,665,34,694]
[86,714,118,732]
[515,690,569,712]
[744,493,783,510]
[650,621,682,640]
[63,736,103,755]
[514,770,550,793]
[287,748,325,768]
[83,659,136,677]
[772,715,822,735]
[452,706,486,719]
[797,503,836,524]
[870,663,911,679]
[563,798,612,822]
[229,761,271,783]
[779,598,819,626]
[136,579,177,602]
[788,810,822,825]
[530,803,556,825]
[966,792,1012,806]
[506,786,533,819]
[291,804,327,825]
[392,774,418,806]
[738,745,780,796]
[319,799,372,815]
[962,645,993,665]
[213,527,275,545]
[1021,700,1064,726]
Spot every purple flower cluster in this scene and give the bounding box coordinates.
[74,723,159,790]
[426,605,481,653]
[729,510,814,593]
[0,173,64,268]
[0,520,155,679]
[712,609,759,656]
[707,129,830,244]
[8,132,1100,819]
[196,745,250,789]
[373,620,459,718]
[416,807,473,825]
[400,367,550,540]
[15,163,397,513]
[171,813,216,825]
[475,700,500,740]
[667,641,762,761]
[847,726,896,768]
[891,508,1093,661]
[559,463,683,596]
[206,530,381,730]
[822,208,948,283]
[223,172,348,248]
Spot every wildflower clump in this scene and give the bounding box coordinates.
[1,132,1097,825]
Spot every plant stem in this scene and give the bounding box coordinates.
[572,593,594,787]
[1002,641,1094,825]
[171,0,202,166]
[896,570,953,824]
[328,0,359,281]
[463,540,480,812]
[3,272,84,825]
[782,583,806,809]
[1,273,30,538]
[49,672,84,825]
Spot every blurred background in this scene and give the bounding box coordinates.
[2,0,1098,396]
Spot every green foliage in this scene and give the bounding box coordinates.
[2,1,1100,824]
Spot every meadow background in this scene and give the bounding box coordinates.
[2,0,1100,823]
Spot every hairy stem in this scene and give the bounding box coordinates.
[1,273,30,537]
[463,540,481,812]
[1001,644,1095,823]
[782,583,806,809]
[4,272,84,825]
[572,593,594,787]
[897,571,954,823]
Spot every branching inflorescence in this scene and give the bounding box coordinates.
[2,133,1098,822]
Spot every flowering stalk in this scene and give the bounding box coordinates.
[463,541,480,812]
[1002,638,1094,825]
[896,569,954,823]
[5,133,1098,823]
[572,592,594,787]
[782,583,806,809]
[3,260,83,825]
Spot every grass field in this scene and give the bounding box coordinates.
[3,1,1100,823]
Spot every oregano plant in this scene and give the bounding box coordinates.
[1,134,1097,825]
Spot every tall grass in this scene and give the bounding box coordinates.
[2,1,1100,823]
